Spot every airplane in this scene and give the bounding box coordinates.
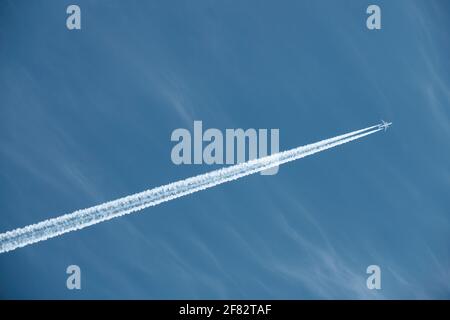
[379,120,392,131]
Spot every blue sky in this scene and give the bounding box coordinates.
[0,0,449,299]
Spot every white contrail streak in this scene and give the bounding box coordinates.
[0,124,383,254]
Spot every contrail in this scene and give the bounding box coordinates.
[0,124,384,254]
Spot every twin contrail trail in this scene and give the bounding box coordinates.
[0,123,385,254]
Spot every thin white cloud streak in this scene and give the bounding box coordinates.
[0,124,382,254]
